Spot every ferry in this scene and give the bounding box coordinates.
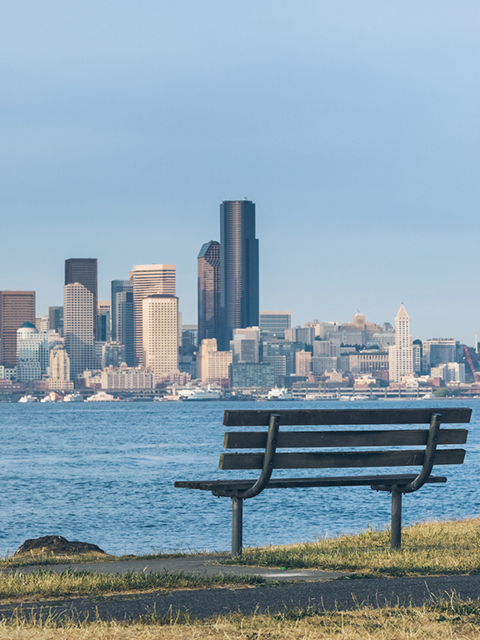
[18,395,39,403]
[85,391,115,402]
[64,393,84,402]
[267,388,293,401]
[179,388,221,401]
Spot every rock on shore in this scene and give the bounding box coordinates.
[15,535,106,556]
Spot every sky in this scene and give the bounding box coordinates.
[1,1,479,343]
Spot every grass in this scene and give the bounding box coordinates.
[0,570,266,603]
[224,517,480,578]
[0,551,204,571]
[1,595,480,638]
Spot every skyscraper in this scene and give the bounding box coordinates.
[197,240,221,344]
[130,264,176,365]
[0,291,36,367]
[116,289,135,366]
[111,280,132,341]
[388,304,413,382]
[220,199,259,348]
[142,294,178,383]
[64,283,95,378]
[48,306,64,336]
[65,259,98,337]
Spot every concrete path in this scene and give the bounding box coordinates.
[1,554,345,582]
[2,555,480,622]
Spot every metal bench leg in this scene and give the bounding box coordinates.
[391,489,402,549]
[232,496,243,556]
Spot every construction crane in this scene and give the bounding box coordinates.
[463,345,480,384]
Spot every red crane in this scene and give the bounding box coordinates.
[463,345,480,384]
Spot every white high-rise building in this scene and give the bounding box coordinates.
[16,322,45,382]
[64,283,95,378]
[130,264,176,365]
[388,304,413,382]
[142,294,178,383]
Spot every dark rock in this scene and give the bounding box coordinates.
[15,535,106,556]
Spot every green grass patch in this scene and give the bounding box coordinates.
[224,518,480,578]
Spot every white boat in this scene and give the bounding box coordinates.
[350,394,369,401]
[85,391,115,402]
[40,393,56,403]
[179,388,221,401]
[267,388,293,401]
[64,393,84,402]
[18,394,39,403]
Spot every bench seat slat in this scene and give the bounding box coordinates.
[224,428,468,449]
[175,473,448,492]
[223,408,472,427]
[219,449,465,470]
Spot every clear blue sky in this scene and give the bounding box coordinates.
[1,1,478,342]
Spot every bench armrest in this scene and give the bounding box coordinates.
[372,413,442,494]
[214,414,281,499]
[401,412,441,493]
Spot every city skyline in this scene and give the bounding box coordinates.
[1,3,479,342]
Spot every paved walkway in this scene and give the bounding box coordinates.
[1,554,345,582]
[1,555,480,622]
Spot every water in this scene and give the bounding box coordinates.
[1,399,479,556]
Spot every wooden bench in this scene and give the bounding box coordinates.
[175,407,471,555]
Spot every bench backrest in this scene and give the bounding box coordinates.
[220,408,471,471]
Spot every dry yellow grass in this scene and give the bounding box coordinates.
[227,518,480,577]
[1,596,480,639]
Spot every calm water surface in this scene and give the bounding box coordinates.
[0,400,478,555]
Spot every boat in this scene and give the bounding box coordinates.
[18,395,39,403]
[267,388,293,401]
[64,393,84,402]
[350,394,369,401]
[40,392,57,403]
[179,387,221,401]
[85,391,115,402]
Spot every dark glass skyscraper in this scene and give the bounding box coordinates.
[197,241,221,344]
[220,200,259,348]
[111,280,132,341]
[65,258,98,337]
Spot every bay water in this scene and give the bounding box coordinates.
[1,399,478,556]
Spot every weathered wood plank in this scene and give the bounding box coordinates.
[223,428,468,449]
[174,473,448,491]
[223,408,472,427]
[219,449,465,470]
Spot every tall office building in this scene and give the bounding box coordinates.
[0,291,36,367]
[97,301,111,342]
[16,322,50,382]
[116,289,135,366]
[48,306,63,336]
[388,304,413,382]
[197,241,221,344]
[64,283,95,378]
[142,294,178,383]
[65,259,98,337]
[111,280,133,341]
[220,200,259,349]
[130,264,176,365]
